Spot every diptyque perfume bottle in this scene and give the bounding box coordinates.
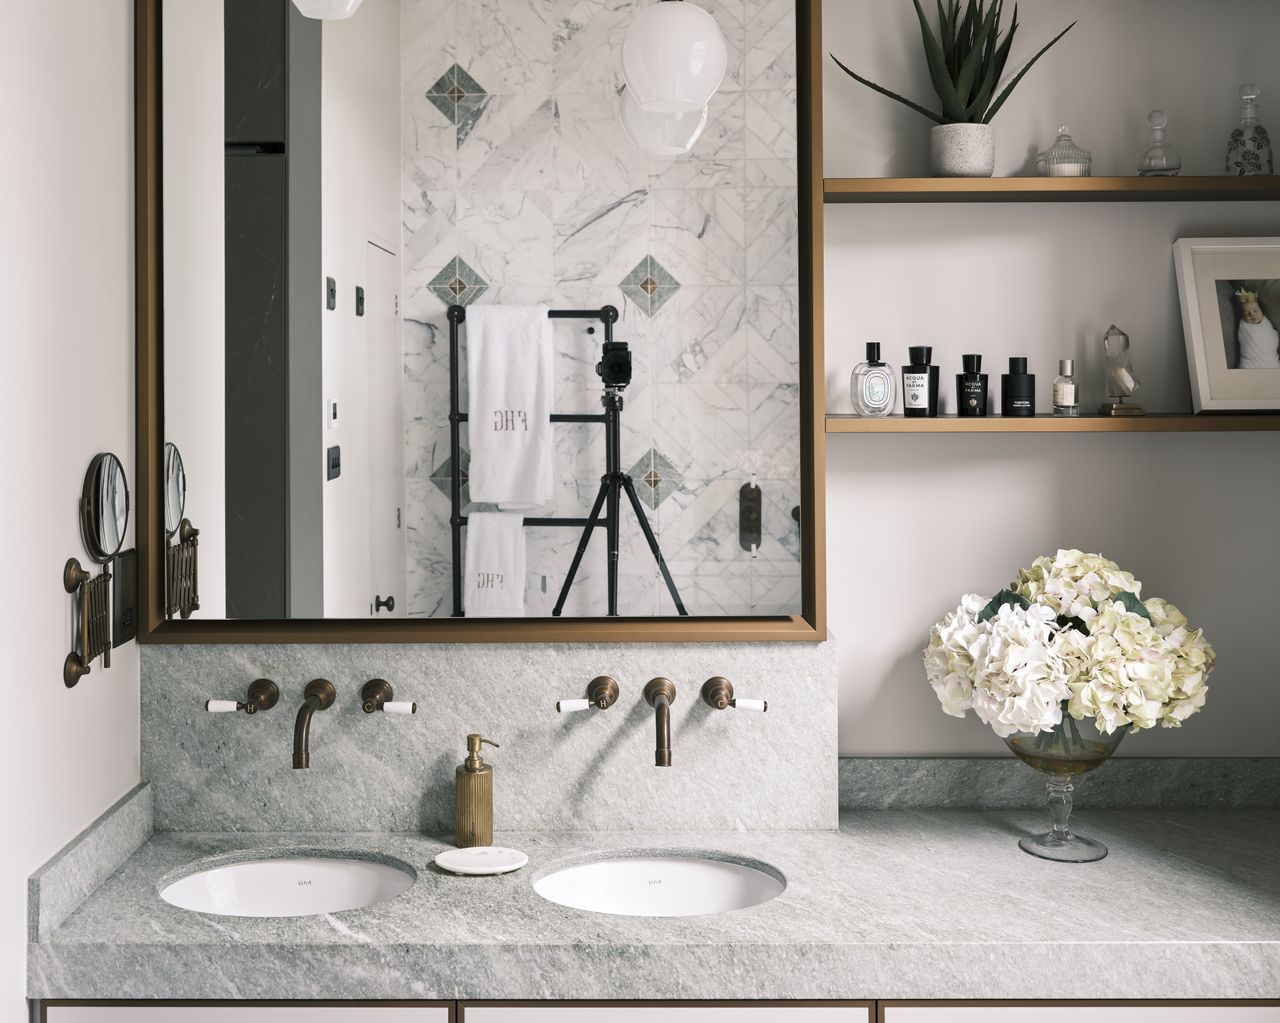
[850,342,896,416]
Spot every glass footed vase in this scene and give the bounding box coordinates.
[1004,709,1129,863]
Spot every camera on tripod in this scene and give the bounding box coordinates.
[596,340,632,390]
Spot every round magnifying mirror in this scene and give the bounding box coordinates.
[164,442,187,538]
[80,453,130,563]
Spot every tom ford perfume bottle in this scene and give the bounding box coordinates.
[956,354,988,417]
[849,342,895,416]
[1001,357,1035,417]
[902,345,939,418]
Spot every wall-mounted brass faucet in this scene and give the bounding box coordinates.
[557,675,620,713]
[293,679,336,769]
[701,676,767,713]
[643,677,677,767]
[206,678,279,715]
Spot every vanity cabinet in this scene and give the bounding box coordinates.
[459,1006,872,1023]
[42,1007,451,1022]
[882,1006,1280,1022]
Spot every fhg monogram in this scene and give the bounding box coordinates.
[475,572,505,590]
[492,409,528,432]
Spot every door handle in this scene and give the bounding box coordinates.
[374,595,395,614]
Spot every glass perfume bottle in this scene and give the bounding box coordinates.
[850,341,895,416]
[1226,84,1274,176]
[1053,359,1079,417]
[1137,110,1181,177]
[955,354,988,417]
[902,346,939,418]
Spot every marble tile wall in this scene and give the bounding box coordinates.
[141,641,837,832]
[401,0,801,618]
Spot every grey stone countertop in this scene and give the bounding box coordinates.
[29,810,1280,1001]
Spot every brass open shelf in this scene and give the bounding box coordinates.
[823,176,1280,204]
[826,414,1280,434]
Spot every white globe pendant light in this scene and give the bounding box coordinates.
[621,1,728,114]
[619,87,708,156]
[291,0,364,19]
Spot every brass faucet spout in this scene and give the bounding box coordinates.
[643,677,677,768]
[293,679,336,769]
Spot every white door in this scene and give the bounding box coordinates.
[461,1008,872,1023]
[366,240,405,617]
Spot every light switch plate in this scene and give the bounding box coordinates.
[326,396,339,430]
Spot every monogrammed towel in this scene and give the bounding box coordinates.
[466,304,553,509]
[464,512,526,617]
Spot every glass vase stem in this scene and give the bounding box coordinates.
[1046,778,1074,841]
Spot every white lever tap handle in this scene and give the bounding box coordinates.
[734,698,768,713]
[557,698,591,713]
[383,701,417,715]
[206,700,241,713]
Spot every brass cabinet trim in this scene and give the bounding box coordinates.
[134,0,825,644]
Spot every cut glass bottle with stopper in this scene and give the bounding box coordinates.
[1226,84,1274,176]
[1137,110,1181,177]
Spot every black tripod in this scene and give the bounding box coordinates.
[552,386,687,617]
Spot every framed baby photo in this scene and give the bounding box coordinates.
[1175,237,1280,412]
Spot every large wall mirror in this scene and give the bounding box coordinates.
[136,0,823,641]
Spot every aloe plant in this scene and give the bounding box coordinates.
[831,0,1075,125]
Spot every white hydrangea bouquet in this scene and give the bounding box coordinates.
[923,549,1215,862]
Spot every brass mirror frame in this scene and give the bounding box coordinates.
[134,0,826,643]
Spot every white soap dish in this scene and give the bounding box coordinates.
[435,846,529,876]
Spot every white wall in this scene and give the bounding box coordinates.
[162,0,227,618]
[0,1,141,1018]
[321,0,401,616]
[824,0,1280,754]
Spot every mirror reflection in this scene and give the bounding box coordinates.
[81,453,129,563]
[164,442,187,538]
[162,0,801,620]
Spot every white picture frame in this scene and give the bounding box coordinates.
[1174,237,1280,412]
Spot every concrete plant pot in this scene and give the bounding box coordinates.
[930,122,995,177]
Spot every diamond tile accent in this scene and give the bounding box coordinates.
[620,256,680,317]
[425,63,489,144]
[428,257,489,308]
[627,448,682,509]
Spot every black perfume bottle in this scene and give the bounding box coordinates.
[956,354,988,417]
[1001,357,1036,417]
[902,345,940,418]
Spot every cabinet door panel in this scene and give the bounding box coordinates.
[884,1006,1280,1023]
[46,1007,449,1022]
[462,1007,871,1023]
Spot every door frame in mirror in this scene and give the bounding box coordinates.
[134,0,826,643]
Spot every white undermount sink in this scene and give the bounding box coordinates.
[534,853,784,917]
[160,853,416,918]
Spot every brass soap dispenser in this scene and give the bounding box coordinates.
[455,734,499,847]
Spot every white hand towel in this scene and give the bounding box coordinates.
[464,512,527,617]
[467,304,554,509]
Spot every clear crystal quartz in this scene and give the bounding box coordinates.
[1137,110,1181,176]
[1226,84,1274,176]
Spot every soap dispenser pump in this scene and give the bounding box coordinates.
[455,734,499,848]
